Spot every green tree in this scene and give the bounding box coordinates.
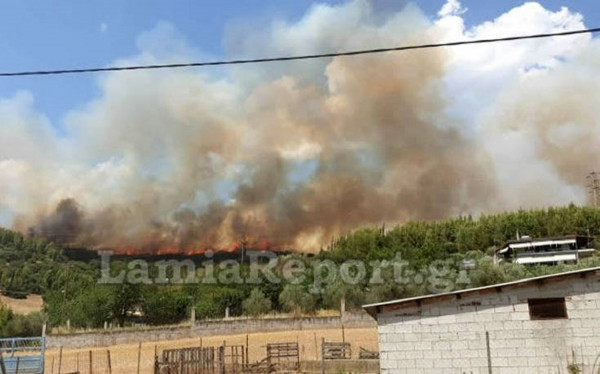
[469,257,507,287]
[242,289,272,317]
[45,285,114,328]
[2,312,44,337]
[108,283,141,327]
[0,304,44,337]
[193,286,245,320]
[69,286,114,328]
[142,287,190,325]
[279,284,316,314]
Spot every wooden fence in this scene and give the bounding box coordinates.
[155,342,301,374]
[321,340,351,360]
[266,343,298,373]
[154,344,245,374]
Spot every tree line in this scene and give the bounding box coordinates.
[0,204,599,335]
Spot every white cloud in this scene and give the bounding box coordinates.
[438,0,466,18]
[434,1,594,210]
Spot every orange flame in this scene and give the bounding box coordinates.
[108,238,275,257]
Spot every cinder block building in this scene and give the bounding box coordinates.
[363,267,600,374]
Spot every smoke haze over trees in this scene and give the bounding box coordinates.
[0,205,600,332]
[0,1,598,252]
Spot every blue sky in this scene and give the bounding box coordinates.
[0,0,598,127]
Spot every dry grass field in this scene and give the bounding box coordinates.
[0,294,43,314]
[44,326,378,374]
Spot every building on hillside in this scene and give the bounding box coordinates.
[493,235,595,266]
[363,267,600,374]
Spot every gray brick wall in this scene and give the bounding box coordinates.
[377,274,600,374]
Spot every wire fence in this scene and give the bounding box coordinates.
[46,349,112,374]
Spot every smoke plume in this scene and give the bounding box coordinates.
[1,1,598,252]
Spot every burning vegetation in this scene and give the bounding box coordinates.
[22,41,494,254]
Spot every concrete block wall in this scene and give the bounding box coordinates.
[377,274,600,374]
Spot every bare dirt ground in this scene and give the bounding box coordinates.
[0,294,43,314]
[44,326,379,374]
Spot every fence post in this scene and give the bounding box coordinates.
[0,352,7,374]
[222,340,226,374]
[58,346,63,374]
[245,334,249,368]
[14,357,19,374]
[89,350,92,374]
[153,347,158,374]
[76,352,79,373]
[137,342,142,374]
[486,331,492,374]
[106,349,112,374]
[179,349,184,374]
[41,334,46,373]
[297,336,300,371]
[219,346,225,374]
[321,338,325,374]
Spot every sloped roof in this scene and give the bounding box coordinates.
[495,235,593,254]
[362,266,600,319]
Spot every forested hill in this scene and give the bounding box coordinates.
[0,229,69,295]
[2,204,600,297]
[0,204,599,333]
[323,204,600,264]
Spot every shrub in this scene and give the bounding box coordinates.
[242,289,272,317]
[194,287,245,320]
[279,284,316,314]
[142,287,190,325]
[0,304,44,337]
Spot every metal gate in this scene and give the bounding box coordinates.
[0,337,45,374]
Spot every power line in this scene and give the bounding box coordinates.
[1,27,600,78]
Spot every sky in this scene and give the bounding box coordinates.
[2,0,600,250]
[0,0,598,127]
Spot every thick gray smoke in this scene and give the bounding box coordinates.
[0,1,597,252]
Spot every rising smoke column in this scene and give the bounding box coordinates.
[3,1,596,252]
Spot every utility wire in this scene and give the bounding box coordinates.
[1,27,599,77]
